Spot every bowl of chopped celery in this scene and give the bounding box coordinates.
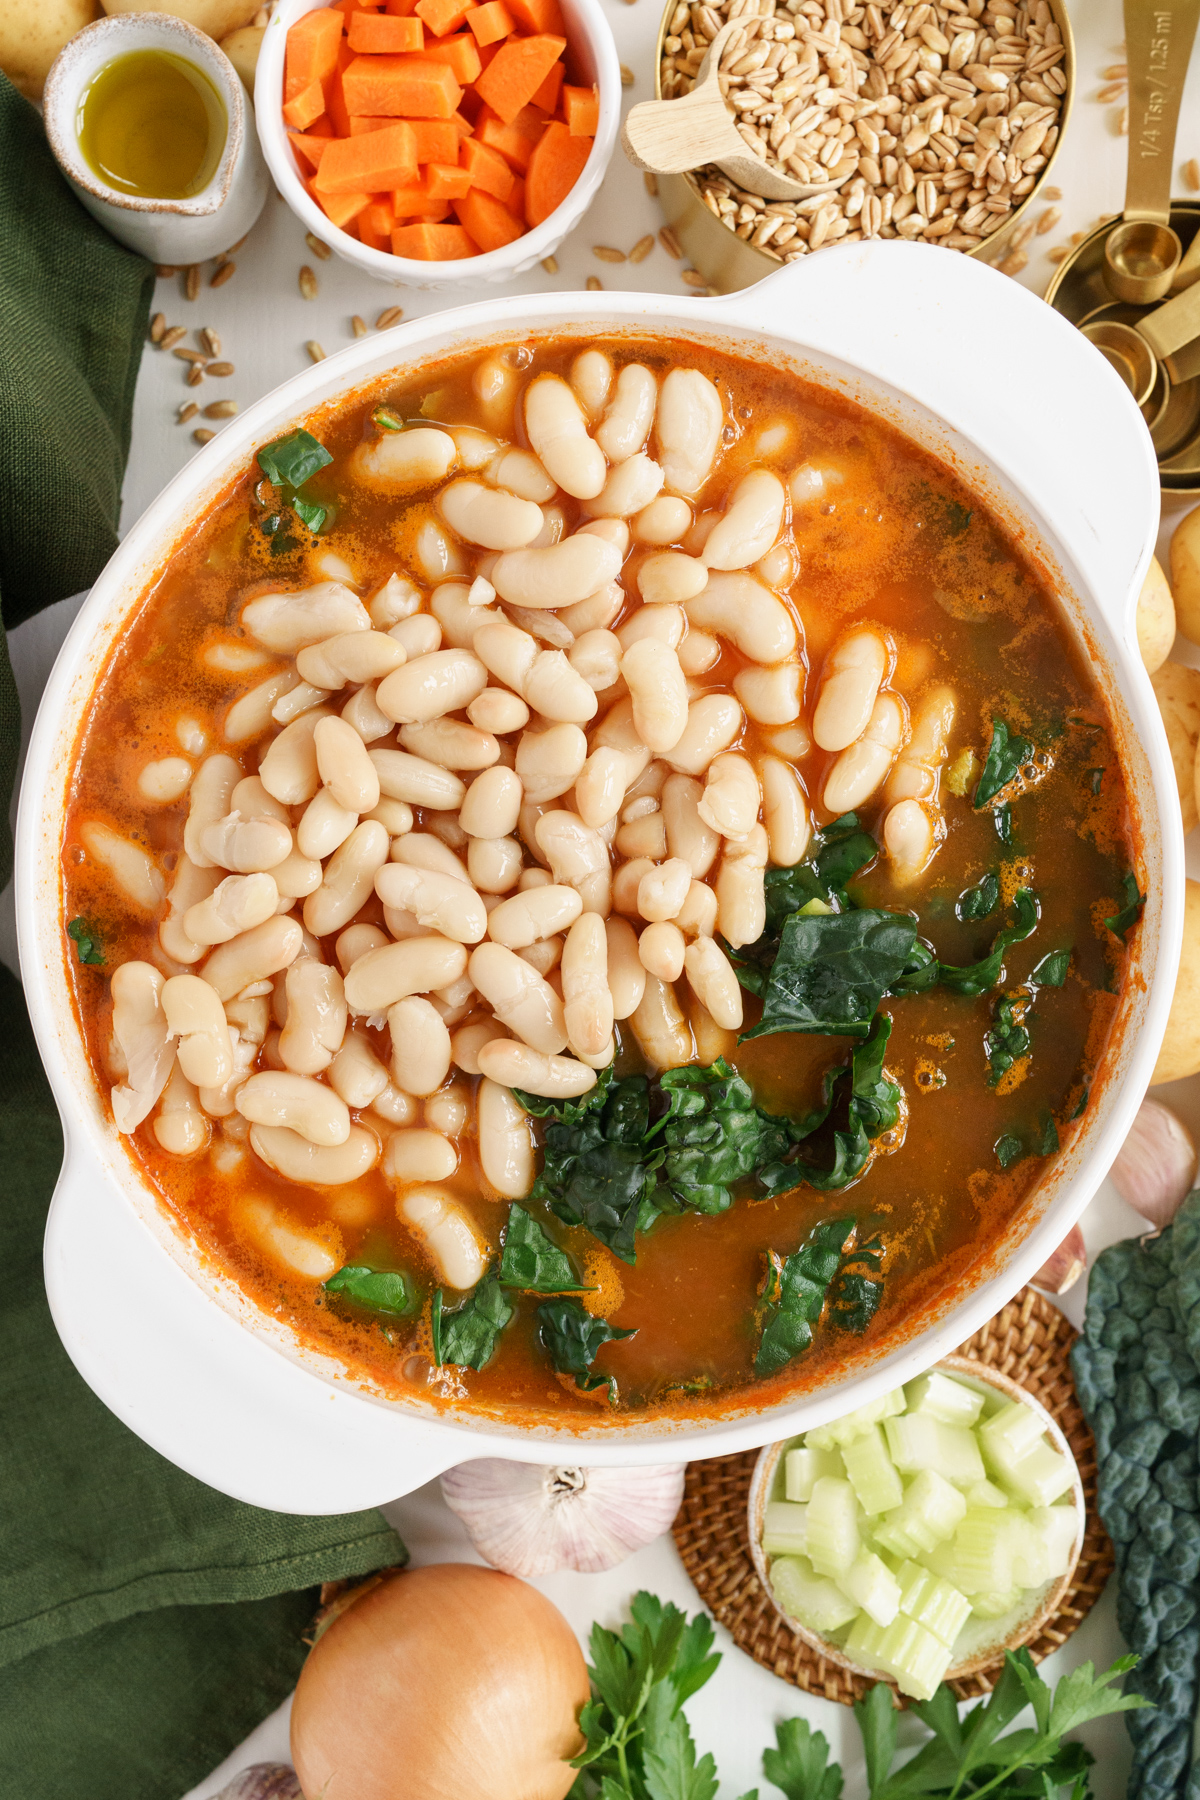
[748,1358,1085,1703]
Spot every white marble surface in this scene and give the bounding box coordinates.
[74,0,1200,1789]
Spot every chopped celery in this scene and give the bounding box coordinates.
[805,1389,906,1451]
[805,1476,860,1576]
[905,1370,985,1428]
[970,1587,1023,1619]
[784,1444,844,1501]
[884,1413,985,1486]
[1008,1511,1051,1589]
[762,1500,810,1557]
[932,1507,1017,1595]
[894,1561,972,1648]
[979,1398,1045,1465]
[844,1611,954,1701]
[965,1478,1010,1510]
[1001,1441,1075,1508]
[841,1424,905,1515]
[1030,1504,1079,1578]
[839,1550,901,1626]
[873,1469,967,1558]
[770,1554,859,1632]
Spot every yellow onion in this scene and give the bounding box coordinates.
[290,1563,588,1800]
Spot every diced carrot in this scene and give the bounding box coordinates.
[308,116,336,135]
[507,100,552,134]
[325,38,356,133]
[420,33,482,81]
[476,37,500,69]
[282,79,327,129]
[385,0,421,14]
[530,59,562,112]
[314,121,419,192]
[562,82,599,135]
[426,160,474,197]
[475,34,566,123]
[454,187,525,250]
[450,109,475,138]
[347,11,424,49]
[505,174,526,217]
[349,113,400,132]
[524,117,591,223]
[364,197,398,236]
[476,113,534,171]
[466,1,514,43]
[318,188,373,228]
[343,53,463,116]
[504,0,565,34]
[414,0,471,34]
[461,134,515,201]
[285,7,343,101]
[392,221,479,257]
[392,183,453,219]
[288,130,333,170]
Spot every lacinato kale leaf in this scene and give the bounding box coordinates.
[763,813,879,929]
[1105,872,1146,943]
[652,1060,793,1215]
[974,717,1034,809]
[740,909,919,1041]
[257,427,332,491]
[1032,948,1071,986]
[537,1297,635,1400]
[759,1015,901,1196]
[828,1235,885,1334]
[956,871,1000,922]
[324,1265,416,1315]
[498,1204,586,1292]
[994,1131,1025,1169]
[431,1271,513,1370]
[755,1218,856,1375]
[67,916,104,966]
[984,995,1030,1086]
[518,1069,660,1265]
[939,888,1038,996]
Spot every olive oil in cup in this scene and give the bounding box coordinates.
[76,50,226,200]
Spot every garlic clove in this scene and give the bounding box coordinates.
[1109,1096,1199,1229]
[1030,1223,1086,1296]
[440,1460,685,1577]
[216,1767,303,1800]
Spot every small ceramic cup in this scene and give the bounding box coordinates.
[43,12,269,265]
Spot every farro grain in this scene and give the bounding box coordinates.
[149,313,166,344]
[192,428,215,445]
[586,275,603,290]
[377,305,404,329]
[204,400,238,419]
[178,402,199,423]
[306,340,326,362]
[160,325,186,350]
[211,260,236,287]
[305,231,333,260]
[1185,158,1200,191]
[629,233,655,262]
[351,315,368,337]
[299,265,319,300]
[593,245,626,262]
[206,361,235,377]
[185,265,200,301]
[200,327,221,356]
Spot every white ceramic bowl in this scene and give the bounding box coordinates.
[19,244,1179,1515]
[747,1356,1087,1691]
[254,0,621,289]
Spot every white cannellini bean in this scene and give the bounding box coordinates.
[329,1027,390,1108]
[560,912,612,1060]
[515,723,588,805]
[81,822,165,912]
[575,746,644,830]
[760,758,811,866]
[368,571,422,628]
[474,1079,533,1198]
[503,601,573,648]
[138,757,193,803]
[391,832,469,882]
[756,540,797,589]
[424,1081,469,1133]
[570,349,613,420]
[884,797,940,884]
[258,710,330,806]
[639,920,685,981]
[637,857,692,923]
[685,572,797,663]
[438,479,544,550]
[458,764,523,839]
[279,960,347,1074]
[475,1038,596,1100]
[617,604,684,652]
[638,551,708,606]
[400,1185,487,1289]
[491,448,557,503]
[224,671,299,744]
[431,580,499,648]
[603,915,646,1019]
[399,719,499,771]
[206,640,271,673]
[684,936,743,1030]
[452,425,500,470]
[698,753,761,840]
[273,844,324,899]
[596,364,657,464]
[534,811,612,916]
[615,811,666,861]
[352,427,457,491]
[177,716,208,755]
[568,629,622,693]
[314,714,381,812]
[676,878,718,939]
[884,684,956,804]
[370,748,465,811]
[387,995,452,1095]
[154,1061,209,1157]
[200,914,303,1001]
[490,534,621,611]
[336,924,388,972]
[663,694,744,776]
[469,941,567,1053]
[298,630,406,690]
[418,516,472,580]
[622,638,689,753]
[342,684,394,744]
[303,820,389,937]
[634,495,692,544]
[364,796,414,837]
[375,863,487,944]
[183,871,279,946]
[235,1195,341,1281]
[199,813,294,874]
[110,961,174,1132]
[558,581,624,636]
[524,374,607,499]
[466,835,523,894]
[198,1029,258,1118]
[661,773,720,877]
[657,369,723,497]
[474,620,597,725]
[715,823,768,948]
[612,855,655,915]
[252,1123,379,1185]
[241,582,369,654]
[450,1019,508,1074]
[232,775,290,822]
[587,453,665,521]
[371,1083,419,1126]
[343,935,467,1013]
[160,855,220,964]
[375,648,487,726]
[183,754,240,868]
[236,1070,350,1146]
[391,613,443,658]
[273,682,342,727]
[487,883,582,947]
[383,1127,458,1184]
[823,692,907,813]
[297,787,358,861]
[467,687,529,734]
[813,628,890,752]
[734,663,802,725]
[629,972,694,1070]
[702,470,786,571]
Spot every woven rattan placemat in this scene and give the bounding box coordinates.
[671,1286,1113,1705]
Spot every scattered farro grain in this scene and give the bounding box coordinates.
[299,265,319,300]
[306,340,327,362]
[185,265,200,301]
[1101,64,1127,79]
[1042,187,1063,201]
[160,325,186,350]
[186,364,205,387]
[1185,159,1200,191]
[149,313,166,344]
[204,400,239,419]
[206,360,235,377]
[681,267,708,286]
[178,402,199,423]
[586,275,603,290]
[1119,106,1129,134]
[620,64,635,86]
[155,265,179,278]
[192,428,215,445]
[644,172,658,198]
[211,260,237,287]
[377,305,404,329]
[305,231,333,260]
[659,225,682,258]
[629,234,655,263]
[1097,81,1126,103]
[1037,206,1061,235]
[1010,217,1036,250]
[200,327,221,357]
[999,248,1029,275]
[1047,244,1069,262]
[541,255,559,273]
[593,245,626,262]
[173,348,207,363]
[351,315,368,337]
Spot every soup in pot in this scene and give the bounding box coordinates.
[60,334,1140,1423]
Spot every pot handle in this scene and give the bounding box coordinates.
[713,240,1160,640]
[43,1136,473,1513]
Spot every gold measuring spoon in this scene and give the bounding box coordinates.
[1104,0,1200,303]
[622,21,846,204]
[1081,318,1159,403]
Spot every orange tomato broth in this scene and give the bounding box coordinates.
[60,332,1135,1426]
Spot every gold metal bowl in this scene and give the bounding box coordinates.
[651,0,1075,295]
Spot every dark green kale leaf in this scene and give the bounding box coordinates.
[759,1015,901,1197]
[994,1132,1025,1170]
[985,995,1030,1086]
[537,1297,636,1400]
[956,872,1000,922]
[324,1265,416,1315]
[974,718,1034,810]
[755,1219,855,1376]
[652,1060,793,1215]
[828,1235,885,1335]
[1032,948,1071,986]
[994,802,1013,843]
[885,937,940,997]
[939,888,1038,996]
[498,1203,586,1293]
[67,916,104,966]
[519,1072,660,1266]
[763,813,879,929]
[1036,1112,1059,1157]
[1105,873,1146,943]
[291,494,328,534]
[257,428,332,491]
[431,1271,513,1370]
[740,910,919,1041]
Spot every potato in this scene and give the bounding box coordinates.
[102,0,260,39]
[1170,504,1200,646]
[1152,879,1200,1084]
[1151,661,1200,833]
[0,0,101,100]
[219,22,261,88]
[1138,556,1176,673]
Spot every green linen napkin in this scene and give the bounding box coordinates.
[0,75,407,1800]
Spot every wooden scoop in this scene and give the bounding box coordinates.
[622,21,846,203]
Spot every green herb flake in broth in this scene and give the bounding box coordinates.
[1037,1112,1060,1157]
[324,1265,416,1316]
[956,871,1000,923]
[974,718,1034,810]
[828,1235,885,1335]
[537,1297,636,1400]
[1105,873,1146,943]
[984,995,1030,1086]
[67,917,104,966]
[938,888,1038,996]
[755,1219,855,1376]
[1031,948,1071,987]
[498,1204,587,1293]
[994,802,1012,844]
[256,427,332,491]
[431,1271,513,1370]
[291,495,327,534]
[994,1132,1025,1170]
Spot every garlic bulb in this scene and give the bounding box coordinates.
[216,1767,302,1800]
[1110,1096,1198,1228]
[1030,1223,1086,1295]
[441,1461,686,1576]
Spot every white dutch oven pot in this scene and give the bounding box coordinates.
[18,243,1178,1515]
